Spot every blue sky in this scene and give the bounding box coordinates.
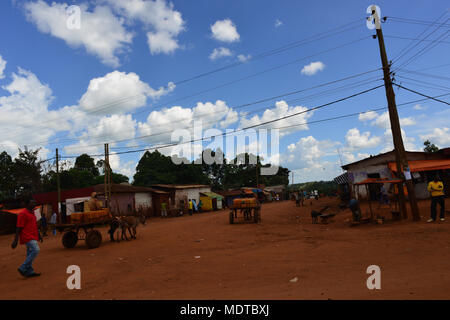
[0,0,449,183]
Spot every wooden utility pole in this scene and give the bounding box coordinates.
[371,6,420,221]
[256,159,259,188]
[56,148,61,223]
[104,143,111,209]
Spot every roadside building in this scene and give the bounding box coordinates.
[264,185,288,200]
[339,148,450,200]
[217,189,243,208]
[199,192,224,211]
[33,183,169,219]
[150,184,211,212]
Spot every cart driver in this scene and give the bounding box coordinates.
[88,192,103,211]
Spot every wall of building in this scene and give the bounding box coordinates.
[175,187,211,205]
[346,154,433,200]
[135,192,152,209]
[110,193,135,216]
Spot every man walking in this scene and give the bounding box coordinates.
[11,199,43,278]
[427,174,445,222]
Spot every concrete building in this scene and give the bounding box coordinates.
[150,184,211,210]
[340,149,450,200]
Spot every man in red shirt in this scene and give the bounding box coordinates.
[11,199,43,278]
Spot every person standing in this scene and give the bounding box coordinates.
[188,199,193,215]
[427,174,445,222]
[11,199,43,278]
[40,212,48,237]
[349,197,361,222]
[50,211,57,235]
[161,201,168,218]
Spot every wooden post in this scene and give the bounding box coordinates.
[56,148,61,223]
[371,6,420,220]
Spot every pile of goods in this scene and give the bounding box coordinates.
[71,208,110,224]
[232,197,257,208]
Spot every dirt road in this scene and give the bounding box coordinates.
[1,198,449,299]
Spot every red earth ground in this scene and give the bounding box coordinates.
[0,197,449,300]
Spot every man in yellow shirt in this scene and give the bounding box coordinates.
[188,199,193,216]
[427,174,445,222]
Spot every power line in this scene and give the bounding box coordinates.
[391,11,448,65]
[394,29,450,71]
[8,67,379,149]
[44,91,450,163]
[108,76,384,151]
[61,74,382,150]
[0,36,371,142]
[395,75,450,91]
[173,18,364,85]
[384,34,450,44]
[57,85,383,159]
[393,84,450,105]
[396,69,450,82]
[387,16,450,28]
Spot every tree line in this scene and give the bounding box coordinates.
[0,147,289,201]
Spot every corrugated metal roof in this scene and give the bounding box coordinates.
[200,192,224,199]
[333,172,349,185]
[151,184,210,189]
[94,184,168,194]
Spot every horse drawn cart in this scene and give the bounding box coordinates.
[53,209,112,249]
[229,197,261,224]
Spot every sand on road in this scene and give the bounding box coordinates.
[1,198,449,299]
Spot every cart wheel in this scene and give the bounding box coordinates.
[229,211,234,224]
[86,230,102,249]
[62,231,78,248]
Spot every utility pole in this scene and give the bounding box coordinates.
[370,6,420,220]
[56,148,61,223]
[256,157,259,188]
[104,143,111,209]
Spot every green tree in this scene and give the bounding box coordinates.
[74,153,100,176]
[133,150,209,186]
[12,147,43,197]
[0,151,15,200]
[423,140,439,153]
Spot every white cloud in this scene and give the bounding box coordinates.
[275,19,283,28]
[381,129,418,152]
[341,152,370,165]
[209,47,233,60]
[420,127,450,148]
[0,68,71,158]
[371,111,416,129]
[147,31,179,54]
[237,54,251,63]
[413,104,427,110]
[79,71,174,115]
[137,100,238,145]
[301,61,325,76]
[345,128,381,149]
[284,135,341,181]
[24,1,133,67]
[0,55,6,79]
[358,110,378,121]
[239,100,313,136]
[64,114,137,155]
[101,0,186,55]
[211,19,240,43]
